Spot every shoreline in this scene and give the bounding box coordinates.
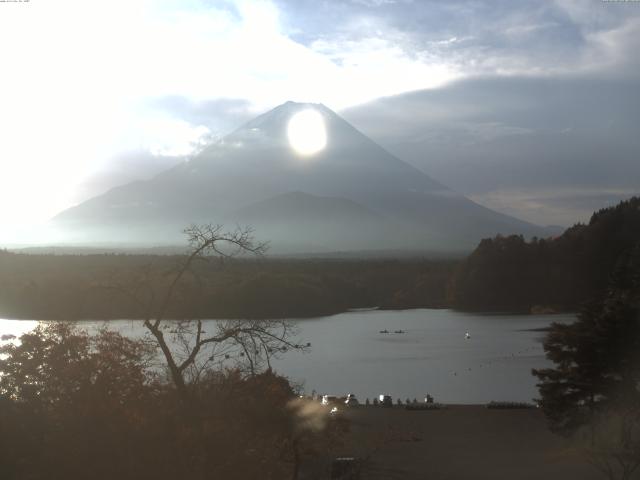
[0,305,575,323]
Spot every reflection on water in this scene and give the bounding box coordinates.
[0,319,39,340]
[0,309,576,404]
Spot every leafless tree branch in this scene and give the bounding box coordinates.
[103,224,304,402]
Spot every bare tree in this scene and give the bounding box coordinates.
[109,223,308,401]
[577,405,640,480]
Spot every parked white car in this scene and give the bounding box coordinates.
[321,395,339,406]
[344,393,359,407]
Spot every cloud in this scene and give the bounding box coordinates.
[343,73,640,225]
[351,0,400,6]
[277,0,640,78]
[1,0,639,239]
[150,97,255,135]
[470,187,639,227]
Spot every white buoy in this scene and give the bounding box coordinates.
[465,332,471,339]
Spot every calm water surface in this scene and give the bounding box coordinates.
[0,309,575,404]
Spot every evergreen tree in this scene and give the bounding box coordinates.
[533,245,640,435]
[451,197,640,312]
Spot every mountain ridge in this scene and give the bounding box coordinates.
[53,101,550,253]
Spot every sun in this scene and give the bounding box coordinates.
[287,109,327,156]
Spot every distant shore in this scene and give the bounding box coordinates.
[0,305,570,322]
[0,250,579,321]
[0,252,456,320]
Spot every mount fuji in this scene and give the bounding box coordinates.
[54,101,549,253]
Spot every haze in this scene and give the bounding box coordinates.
[1,0,639,245]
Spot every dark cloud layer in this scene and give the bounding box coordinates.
[342,73,640,225]
[343,74,640,188]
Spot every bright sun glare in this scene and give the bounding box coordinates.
[287,109,327,156]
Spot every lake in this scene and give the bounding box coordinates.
[0,309,575,404]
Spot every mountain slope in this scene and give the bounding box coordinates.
[54,101,548,252]
[232,191,380,224]
[229,191,385,253]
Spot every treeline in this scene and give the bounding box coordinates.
[533,243,640,435]
[7,197,638,319]
[0,254,455,320]
[449,196,640,312]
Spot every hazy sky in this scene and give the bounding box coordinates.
[1,0,639,241]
